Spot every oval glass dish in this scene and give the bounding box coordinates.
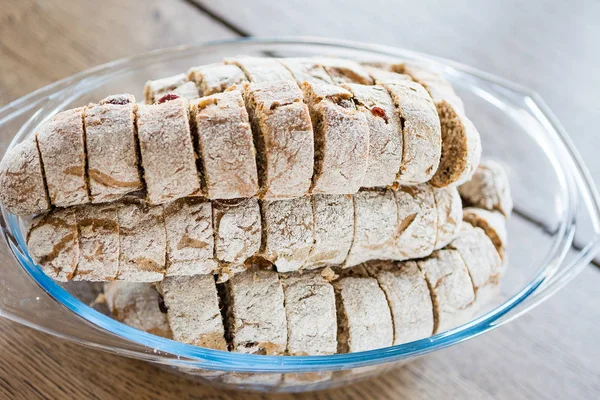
[1,37,600,393]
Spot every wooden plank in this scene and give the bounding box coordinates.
[0,0,235,106]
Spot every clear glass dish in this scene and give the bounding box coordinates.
[1,37,599,393]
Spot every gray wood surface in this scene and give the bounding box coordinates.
[0,0,599,398]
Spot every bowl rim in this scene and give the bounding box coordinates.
[3,36,600,373]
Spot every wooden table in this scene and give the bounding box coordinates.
[1,1,599,398]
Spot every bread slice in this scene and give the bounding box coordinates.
[84,94,142,203]
[364,260,434,344]
[345,189,398,267]
[302,82,369,194]
[281,271,337,355]
[364,65,412,84]
[315,57,374,85]
[192,90,259,199]
[305,194,354,269]
[260,197,314,273]
[104,282,172,338]
[225,56,295,83]
[244,80,314,199]
[459,160,513,217]
[27,208,79,281]
[400,63,481,187]
[448,223,503,306]
[74,203,119,281]
[187,63,248,96]
[278,58,334,85]
[117,198,166,282]
[0,136,49,215]
[343,83,403,188]
[433,186,463,250]
[137,97,201,204]
[213,199,261,270]
[417,249,475,334]
[382,81,441,185]
[223,269,287,355]
[159,274,227,350]
[463,207,507,260]
[333,267,394,353]
[143,73,199,104]
[163,198,217,276]
[392,184,437,260]
[36,107,89,207]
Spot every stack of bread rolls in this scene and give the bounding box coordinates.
[0,57,511,356]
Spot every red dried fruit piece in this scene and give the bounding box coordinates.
[157,93,180,104]
[371,106,389,123]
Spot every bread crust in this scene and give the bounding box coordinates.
[401,63,481,187]
[305,194,354,269]
[260,197,314,273]
[418,249,475,333]
[225,56,295,83]
[278,58,334,85]
[0,136,49,215]
[433,186,463,250]
[85,94,142,203]
[75,203,120,281]
[364,260,434,344]
[144,73,199,104]
[345,189,397,267]
[281,272,337,355]
[160,274,227,350]
[302,82,369,194]
[224,269,287,355]
[163,198,217,276]
[459,160,513,217]
[27,208,79,281]
[392,184,437,260]
[37,107,89,207]
[343,83,403,188]
[316,57,374,85]
[117,198,166,282]
[333,273,393,353]
[187,63,248,96]
[382,81,442,184]
[192,91,259,199]
[137,98,201,204]
[448,223,502,298]
[463,207,507,260]
[213,198,261,268]
[104,282,172,338]
[244,80,314,199]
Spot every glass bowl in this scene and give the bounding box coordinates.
[1,37,599,393]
